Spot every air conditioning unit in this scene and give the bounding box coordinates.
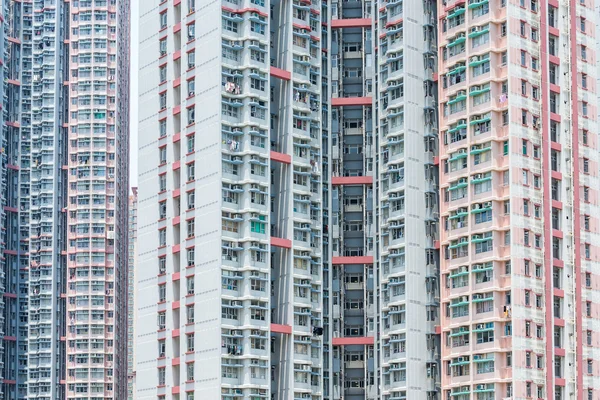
[459,326,466,332]
[457,356,464,362]
[484,201,492,208]
[476,384,485,390]
[470,56,479,63]
[232,185,242,190]
[474,203,481,209]
[473,234,482,239]
[461,296,468,302]
[231,301,242,306]
[458,119,467,125]
[457,148,467,154]
[470,26,480,33]
[474,173,483,179]
[459,237,468,243]
[251,184,260,189]
[233,214,242,219]
[476,324,484,330]
[460,266,468,273]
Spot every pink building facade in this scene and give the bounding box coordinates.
[438,0,600,398]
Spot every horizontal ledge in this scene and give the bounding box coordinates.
[332,256,374,265]
[331,176,373,185]
[332,336,374,345]
[330,18,372,28]
[270,151,292,164]
[270,323,292,334]
[331,96,373,106]
[271,237,292,249]
[270,66,291,81]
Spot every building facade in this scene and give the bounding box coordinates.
[136,0,440,399]
[0,0,130,399]
[438,0,600,398]
[136,0,600,398]
[128,187,138,400]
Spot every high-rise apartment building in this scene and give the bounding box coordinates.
[0,0,130,399]
[136,0,440,399]
[438,0,599,399]
[136,0,600,398]
[128,187,138,400]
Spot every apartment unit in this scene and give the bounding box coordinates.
[0,0,131,399]
[128,187,138,400]
[438,0,600,398]
[136,0,441,399]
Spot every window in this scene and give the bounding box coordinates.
[582,73,588,89]
[187,106,195,125]
[159,119,167,137]
[187,22,196,40]
[187,334,195,352]
[159,65,167,82]
[187,134,195,153]
[583,158,589,173]
[584,215,590,231]
[159,257,167,274]
[522,139,528,155]
[187,50,196,69]
[521,50,527,66]
[160,12,168,29]
[531,27,538,41]
[187,276,195,295]
[582,45,587,61]
[187,162,195,181]
[526,351,532,367]
[159,92,167,110]
[187,218,195,238]
[583,129,589,145]
[186,304,195,324]
[187,191,195,209]
[187,248,195,267]
[187,78,195,97]
[586,301,592,317]
[520,21,526,36]
[585,243,591,259]
[187,362,194,381]
[158,368,166,385]
[222,18,238,33]
[159,229,166,247]
[525,291,531,306]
